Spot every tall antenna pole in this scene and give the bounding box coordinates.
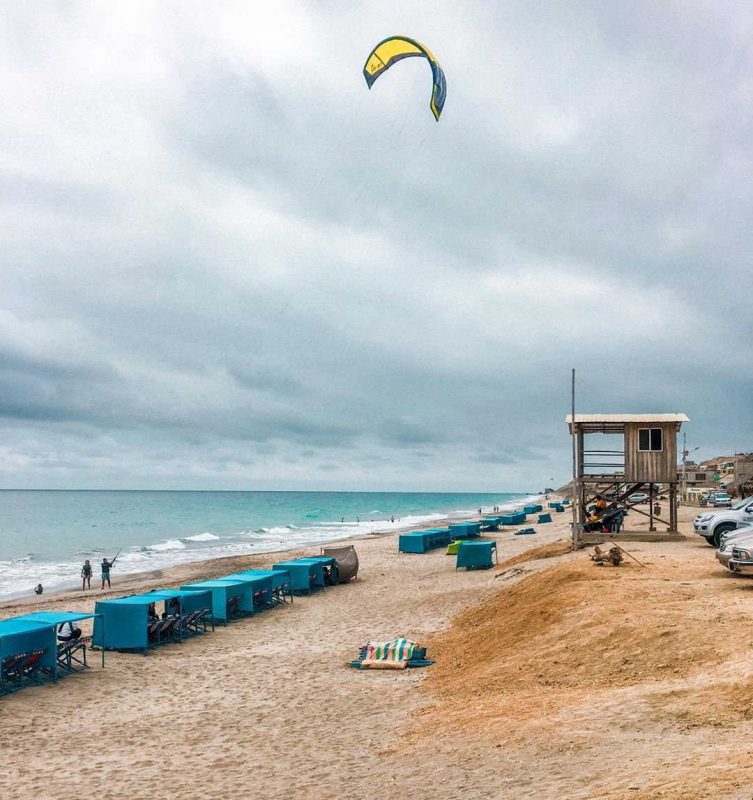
[570,368,578,549]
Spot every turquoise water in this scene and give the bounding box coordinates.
[0,489,537,598]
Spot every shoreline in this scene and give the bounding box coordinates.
[0,495,547,612]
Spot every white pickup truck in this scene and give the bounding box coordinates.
[694,496,753,547]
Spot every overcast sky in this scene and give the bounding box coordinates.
[0,1,751,492]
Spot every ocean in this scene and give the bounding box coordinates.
[0,489,538,599]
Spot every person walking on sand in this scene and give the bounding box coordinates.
[101,557,114,589]
[81,559,92,590]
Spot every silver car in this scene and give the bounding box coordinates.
[717,526,753,571]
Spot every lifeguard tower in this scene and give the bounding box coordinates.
[566,413,689,546]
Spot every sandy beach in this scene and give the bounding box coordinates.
[3,505,752,799]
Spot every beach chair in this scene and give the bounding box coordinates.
[147,619,163,645]
[1,652,31,692]
[226,594,248,620]
[2,650,47,690]
[270,575,292,604]
[455,540,497,570]
[180,609,206,636]
[57,636,91,673]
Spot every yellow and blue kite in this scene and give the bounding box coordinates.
[362,36,446,121]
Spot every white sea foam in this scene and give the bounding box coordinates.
[184,532,220,542]
[149,539,186,552]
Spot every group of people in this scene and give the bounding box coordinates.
[584,495,627,533]
[80,556,116,590]
[31,555,117,597]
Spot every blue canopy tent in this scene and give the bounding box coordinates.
[146,589,214,635]
[0,617,58,693]
[227,569,292,604]
[93,589,212,655]
[398,529,452,554]
[14,610,104,672]
[296,556,338,586]
[273,561,320,595]
[222,573,275,610]
[449,521,481,539]
[180,580,252,625]
[456,540,498,570]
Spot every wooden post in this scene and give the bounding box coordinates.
[570,369,579,549]
[669,483,678,532]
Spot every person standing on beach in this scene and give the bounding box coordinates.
[81,559,92,590]
[101,557,113,589]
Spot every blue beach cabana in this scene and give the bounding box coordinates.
[146,589,214,636]
[273,560,320,595]
[222,573,275,610]
[456,540,498,571]
[181,580,252,625]
[398,529,452,554]
[288,558,327,588]
[14,610,104,673]
[448,521,481,539]
[227,569,292,604]
[93,589,212,654]
[0,617,57,693]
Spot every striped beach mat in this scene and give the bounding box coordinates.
[349,638,434,669]
[365,638,417,662]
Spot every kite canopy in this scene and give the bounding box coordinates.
[363,36,446,121]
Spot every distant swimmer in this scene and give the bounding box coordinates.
[356,516,360,523]
[81,559,92,590]
[391,515,394,523]
[34,583,43,595]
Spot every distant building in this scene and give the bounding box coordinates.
[681,466,716,489]
[733,453,753,495]
[699,456,735,475]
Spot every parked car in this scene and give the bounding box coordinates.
[728,542,753,575]
[694,496,753,547]
[627,492,650,504]
[715,525,753,571]
[710,492,732,507]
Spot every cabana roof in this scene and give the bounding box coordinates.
[182,580,245,589]
[0,618,52,635]
[14,611,97,625]
[101,594,164,605]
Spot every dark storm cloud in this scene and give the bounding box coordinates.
[0,1,750,490]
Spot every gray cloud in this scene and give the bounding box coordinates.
[0,1,750,491]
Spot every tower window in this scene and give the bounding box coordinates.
[638,428,663,452]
